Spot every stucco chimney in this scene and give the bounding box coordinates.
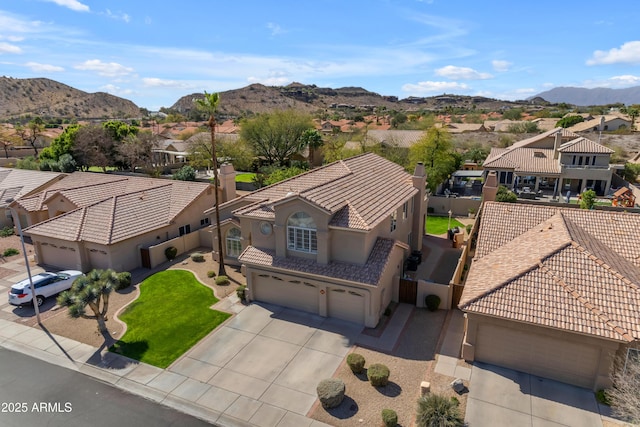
[412,162,427,252]
[482,171,498,203]
[219,163,236,202]
[553,130,562,159]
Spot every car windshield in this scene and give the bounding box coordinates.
[57,273,70,279]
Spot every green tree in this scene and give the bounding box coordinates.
[40,124,81,161]
[240,110,315,165]
[622,163,640,183]
[301,128,323,166]
[15,156,39,170]
[496,185,517,202]
[502,108,523,121]
[173,165,196,181]
[262,165,307,186]
[579,189,597,209]
[627,107,639,130]
[556,115,584,128]
[506,122,539,133]
[217,137,255,172]
[415,393,464,427]
[409,127,458,193]
[15,117,45,157]
[194,91,226,276]
[116,131,157,173]
[72,124,114,171]
[57,269,118,333]
[102,120,138,142]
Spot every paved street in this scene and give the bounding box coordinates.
[0,347,215,427]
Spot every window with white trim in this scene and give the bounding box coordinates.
[287,212,317,253]
[226,227,242,258]
[390,211,397,232]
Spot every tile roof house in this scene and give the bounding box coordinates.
[483,128,614,196]
[459,201,640,390]
[365,130,425,149]
[16,173,218,272]
[0,168,66,228]
[206,153,427,327]
[568,115,631,133]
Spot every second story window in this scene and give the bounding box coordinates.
[287,212,317,253]
[402,201,408,220]
[226,227,242,258]
[390,211,397,232]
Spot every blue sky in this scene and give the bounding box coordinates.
[2,0,640,110]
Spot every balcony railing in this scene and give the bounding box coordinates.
[561,165,610,170]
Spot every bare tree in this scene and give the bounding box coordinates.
[608,349,640,425]
[15,117,44,157]
[117,130,157,172]
[73,124,114,171]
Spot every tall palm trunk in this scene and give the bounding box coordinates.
[209,117,227,277]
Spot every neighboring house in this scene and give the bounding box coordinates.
[435,123,487,133]
[152,139,190,165]
[0,168,66,228]
[15,173,227,272]
[206,153,427,327]
[568,115,631,133]
[459,199,640,391]
[483,128,614,196]
[530,117,559,131]
[365,130,425,149]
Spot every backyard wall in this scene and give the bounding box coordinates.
[145,232,202,268]
[417,280,451,310]
[428,196,481,216]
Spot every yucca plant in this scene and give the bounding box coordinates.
[416,393,464,427]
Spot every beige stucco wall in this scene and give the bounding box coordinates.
[417,280,451,310]
[329,228,368,264]
[462,312,619,390]
[46,194,79,217]
[272,198,330,263]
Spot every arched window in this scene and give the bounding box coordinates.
[287,212,317,253]
[226,227,242,258]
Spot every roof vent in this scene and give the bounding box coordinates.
[533,151,546,158]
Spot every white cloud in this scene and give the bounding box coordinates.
[104,9,131,23]
[435,65,492,80]
[266,22,285,36]
[24,61,64,72]
[142,77,194,89]
[1,36,24,42]
[44,0,90,12]
[247,76,291,86]
[492,60,512,72]
[608,74,640,86]
[74,59,134,77]
[587,41,640,65]
[100,84,133,96]
[0,42,21,54]
[401,81,469,94]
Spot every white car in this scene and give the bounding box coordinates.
[8,270,84,307]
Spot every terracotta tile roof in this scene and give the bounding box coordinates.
[483,147,561,175]
[460,202,640,342]
[508,127,580,150]
[365,130,425,148]
[239,238,396,286]
[557,137,615,154]
[568,115,630,133]
[0,168,65,207]
[24,177,212,245]
[224,153,418,231]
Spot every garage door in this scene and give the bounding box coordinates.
[475,323,600,389]
[39,243,75,270]
[251,273,319,314]
[88,249,110,270]
[327,288,365,325]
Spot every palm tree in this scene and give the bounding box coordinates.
[57,269,118,333]
[194,91,226,276]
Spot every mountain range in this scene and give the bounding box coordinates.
[3,76,640,121]
[530,86,640,106]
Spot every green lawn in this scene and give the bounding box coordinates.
[110,270,231,368]
[235,172,256,183]
[425,215,464,235]
[87,166,118,172]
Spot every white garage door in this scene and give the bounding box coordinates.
[251,273,319,314]
[476,323,600,389]
[327,288,365,325]
[39,243,75,270]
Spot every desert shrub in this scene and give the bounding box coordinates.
[316,378,345,409]
[346,353,366,374]
[236,285,247,300]
[3,248,19,257]
[165,246,177,260]
[215,275,230,286]
[115,271,132,290]
[416,393,464,427]
[367,363,390,387]
[207,270,216,278]
[0,226,15,237]
[191,253,205,262]
[595,389,610,406]
[425,294,441,311]
[382,409,398,427]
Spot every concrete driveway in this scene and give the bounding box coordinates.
[466,362,607,427]
[166,302,362,426]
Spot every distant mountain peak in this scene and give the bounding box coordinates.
[530,86,640,106]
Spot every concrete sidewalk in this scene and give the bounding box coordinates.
[0,297,416,427]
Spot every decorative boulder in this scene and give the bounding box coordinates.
[317,378,345,409]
